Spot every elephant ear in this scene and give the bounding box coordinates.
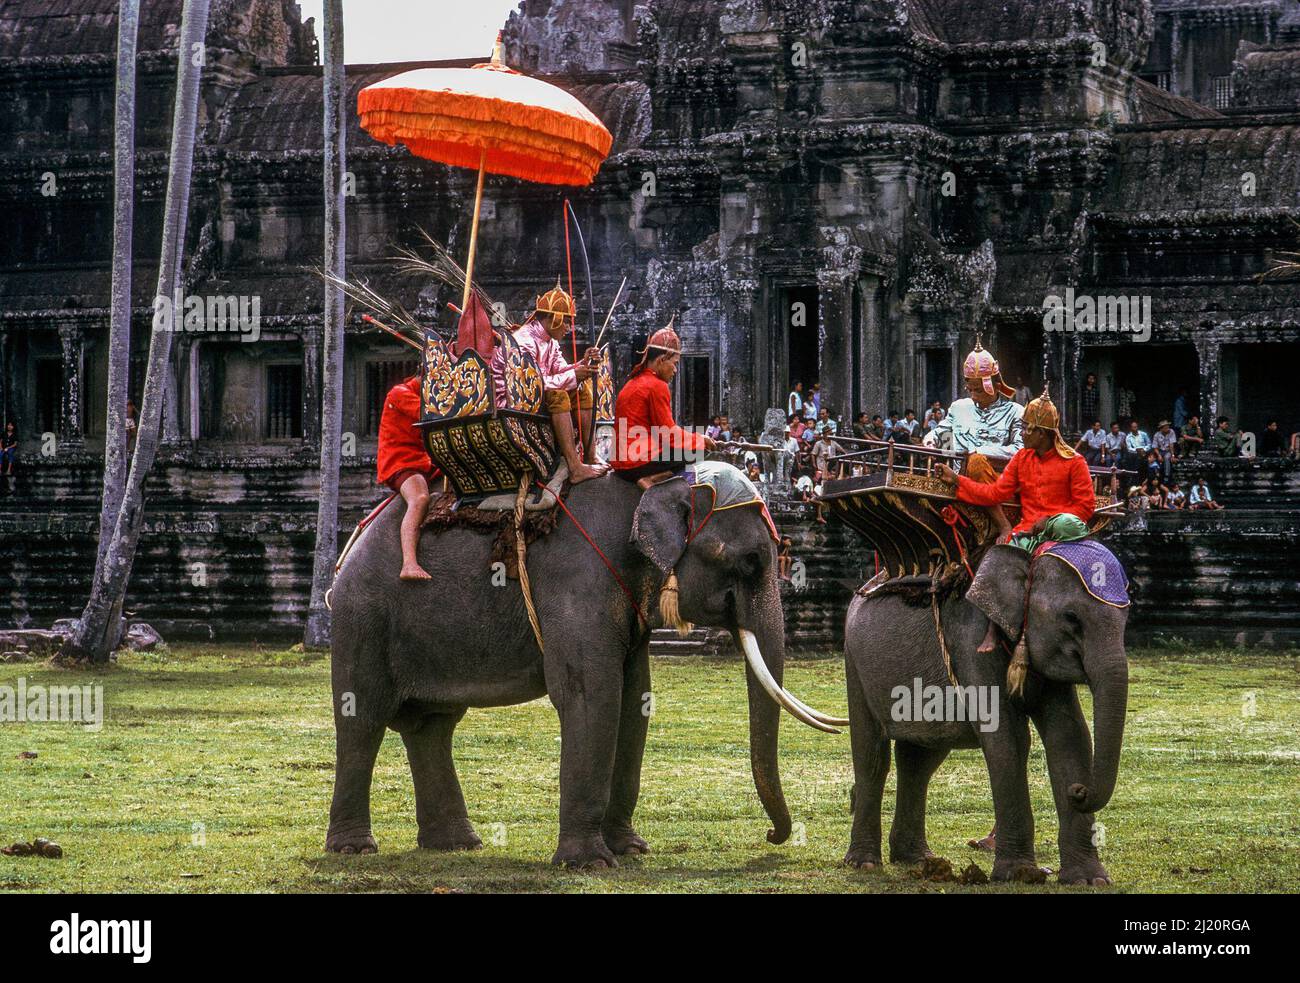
[966,543,1031,641]
[631,477,692,575]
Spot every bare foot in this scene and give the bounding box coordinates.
[636,471,674,491]
[967,831,996,852]
[399,563,432,581]
[569,461,610,485]
[977,623,998,655]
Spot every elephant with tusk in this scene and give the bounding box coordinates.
[842,544,1129,885]
[325,467,843,867]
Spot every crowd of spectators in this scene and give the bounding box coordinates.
[709,378,1299,519]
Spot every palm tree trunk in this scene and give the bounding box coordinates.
[304,0,347,649]
[90,0,141,653]
[64,0,212,663]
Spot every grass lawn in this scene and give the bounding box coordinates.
[1,644,1297,893]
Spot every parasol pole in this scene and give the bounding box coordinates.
[460,147,487,315]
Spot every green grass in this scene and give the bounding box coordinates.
[1,645,1297,893]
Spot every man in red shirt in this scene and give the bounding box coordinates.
[938,386,1095,652]
[376,375,438,581]
[612,320,717,489]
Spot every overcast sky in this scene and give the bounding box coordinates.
[295,0,522,64]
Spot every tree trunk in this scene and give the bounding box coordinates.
[91,0,141,653]
[304,0,347,649]
[64,0,212,664]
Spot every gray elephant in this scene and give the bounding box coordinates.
[842,544,1128,885]
[325,471,842,867]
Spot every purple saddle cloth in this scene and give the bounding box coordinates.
[1035,539,1130,608]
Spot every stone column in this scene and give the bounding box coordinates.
[720,273,759,425]
[58,322,85,450]
[817,272,852,421]
[303,327,322,448]
[858,275,886,418]
[1196,336,1222,423]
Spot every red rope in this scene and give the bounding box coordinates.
[686,483,716,543]
[940,505,975,579]
[540,480,645,626]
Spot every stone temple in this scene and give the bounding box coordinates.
[1,0,1297,647]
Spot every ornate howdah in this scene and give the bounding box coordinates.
[819,440,1121,581]
[416,327,559,499]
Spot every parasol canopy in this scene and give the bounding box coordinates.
[356,35,613,347]
[357,41,612,187]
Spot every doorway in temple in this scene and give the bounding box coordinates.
[781,285,819,402]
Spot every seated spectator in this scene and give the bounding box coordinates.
[1188,476,1224,511]
[1152,420,1178,482]
[1145,450,1162,482]
[813,430,846,480]
[1124,420,1151,473]
[923,399,944,431]
[1179,414,1204,458]
[899,409,920,440]
[889,422,913,446]
[794,471,815,504]
[1208,417,1239,457]
[1167,482,1186,510]
[1076,420,1106,466]
[815,407,837,436]
[1260,420,1284,458]
[884,411,901,437]
[1103,421,1124,467]
[719,416,732,442]
[705,415,722,440]
[746,461,764,484]
[1142,477,1166,510]
[869,414,886,439]
[777,536,793,582]
[788,414,806,442]
[1126,484,1150,513]
[851,412,870,439]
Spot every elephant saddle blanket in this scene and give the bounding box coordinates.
[1033,539,1130,608]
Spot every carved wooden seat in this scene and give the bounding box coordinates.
[819,439,1123,581]
[415,325,559,499]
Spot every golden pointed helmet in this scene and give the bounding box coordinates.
[535,278,576,319]
[635,314,681,369]
[963,337,1017,400]
[1023,384,1076,458]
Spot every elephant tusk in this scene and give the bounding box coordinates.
[737,629,846,734]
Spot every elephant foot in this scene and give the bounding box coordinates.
[602,826,650,856]
[325,827,378,855]
[1059,860,1112,887]
[991,856,1043,883]
[888,842,934,865]
[418,821,483,852]
[552,834,618,870]
[843,847,883,869]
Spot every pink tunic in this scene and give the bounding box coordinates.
[490,317,578,409]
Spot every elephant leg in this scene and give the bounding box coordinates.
[400,710,482,852]
[844,655,888,868]
[889,742,949,864]
[325,718,386,854]
[1031,684,1112,886]
[977,711,1039,880]
[602,639,651,857]
[545,640,623,869]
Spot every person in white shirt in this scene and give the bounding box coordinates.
[1076,420,1107,466]
[1189,477,1224,510]
[787,381,804,419]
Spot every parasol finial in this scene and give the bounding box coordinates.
[491,31,504,68]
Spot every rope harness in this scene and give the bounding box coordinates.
[940,505,975,579]
[929,566,960,687]
[539,479,647,627]
[515,474,546,654]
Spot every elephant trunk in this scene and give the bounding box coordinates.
[735,611,792,844]
[1070,660,1128,813]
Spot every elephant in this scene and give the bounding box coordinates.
[324,469,843,868]
[841,544,1128,885]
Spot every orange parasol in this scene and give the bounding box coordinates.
[358,34,613,320]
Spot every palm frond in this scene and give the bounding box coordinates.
[314,266,450,342]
